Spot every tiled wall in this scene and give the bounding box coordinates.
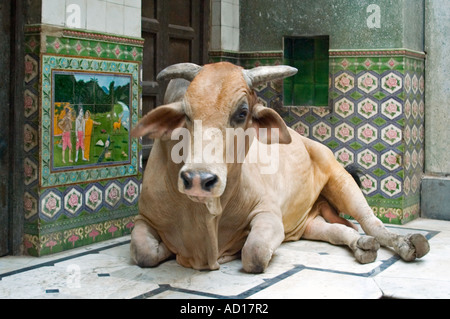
[41,0,141,37]
[23,24,143,256]
[210,49,425,225]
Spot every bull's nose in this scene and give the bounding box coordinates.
[200,173,219,192]
[180,171,219,192]
[180,171,194,190]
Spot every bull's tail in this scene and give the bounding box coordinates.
[345,164,363,188]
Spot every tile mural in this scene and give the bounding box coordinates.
[23,26,143,256]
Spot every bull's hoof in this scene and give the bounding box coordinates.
[353,236,380,264]
[241,246,273,274]
[397,233,430,262]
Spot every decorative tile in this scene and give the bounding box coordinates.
[381,176,402,197]
[24,192,38,220]
[24,54,38,83]
[335,73,354,93]
[358,72,378,93]
[360,174,378,195]
[335,148,354,167]
[411,126,419,144]
[404,100,411,119]
[404,74,411,93]
[335,123,354,143]
[85,185,103,212]
[358,124,378,144]
[24,90,38,118]
[381,99,402,120]
[292,121,309,137]
[64,187,83,216]
[381,125,402,145]
[411,75,419,94]
[124,180,139,205]
[24,157,38,186]
[412,100,419,119]
[41,191,63,220]
[105,182,122,208]
[24,124,38,152]
[312,122,332,142]
[411,150,419,169]
[381,73,402,94]
[403,151,411,170]
[334,98,354,118]
[419,76,425,94]
[357,98,378,119]
[404,176,411,195]
[357,149,378,169]
[381,150,401,171]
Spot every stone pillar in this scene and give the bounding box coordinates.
[422,0,450,220]
[211,0,240,52]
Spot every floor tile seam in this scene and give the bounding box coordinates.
[0,239,131,280]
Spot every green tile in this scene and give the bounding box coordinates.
[373,143,387,152]
[350,91,363,100]
[349,141,363,151]
[315,84,329,106]
[294,84,314,105]
[295,60,314,84]
[373,91,387,100]
[326,115,340,125]
[315,60,329,84]
[373,117,387,126]
[327,140,340,149]
[373,168,387,177]
[349,116,363,126]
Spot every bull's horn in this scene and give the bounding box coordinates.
[157,63,203,82]
[243,65,298,88]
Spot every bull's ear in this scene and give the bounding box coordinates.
[131,102,185,140]
[251,104,292,144]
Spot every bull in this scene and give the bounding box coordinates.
[130,62,429,273]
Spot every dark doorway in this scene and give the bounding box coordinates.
[0,0,25,256]
[141,0,210,158]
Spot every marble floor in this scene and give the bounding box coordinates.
[0,218,449,300]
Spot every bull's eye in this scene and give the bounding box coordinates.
[231,103,249,126]
[238,110,248,120]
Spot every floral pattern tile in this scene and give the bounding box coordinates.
[105,183,122,208]
[85,185,103,212]
[41,191,63,220]
[64,188,83,216]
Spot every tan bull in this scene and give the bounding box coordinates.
[130,62,430,273]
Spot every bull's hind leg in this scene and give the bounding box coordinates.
[130,217,173,267]
[322,167,430,262]
[304,207,380,264]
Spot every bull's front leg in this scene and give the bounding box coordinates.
[130,217,174,267]
[242,212,285,273]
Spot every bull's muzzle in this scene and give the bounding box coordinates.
[179,170,221,201]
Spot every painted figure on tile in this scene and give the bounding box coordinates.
[75,107,87,162]
[113,114,123,133]
[57,108,74,164]
[84,110,101,161]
